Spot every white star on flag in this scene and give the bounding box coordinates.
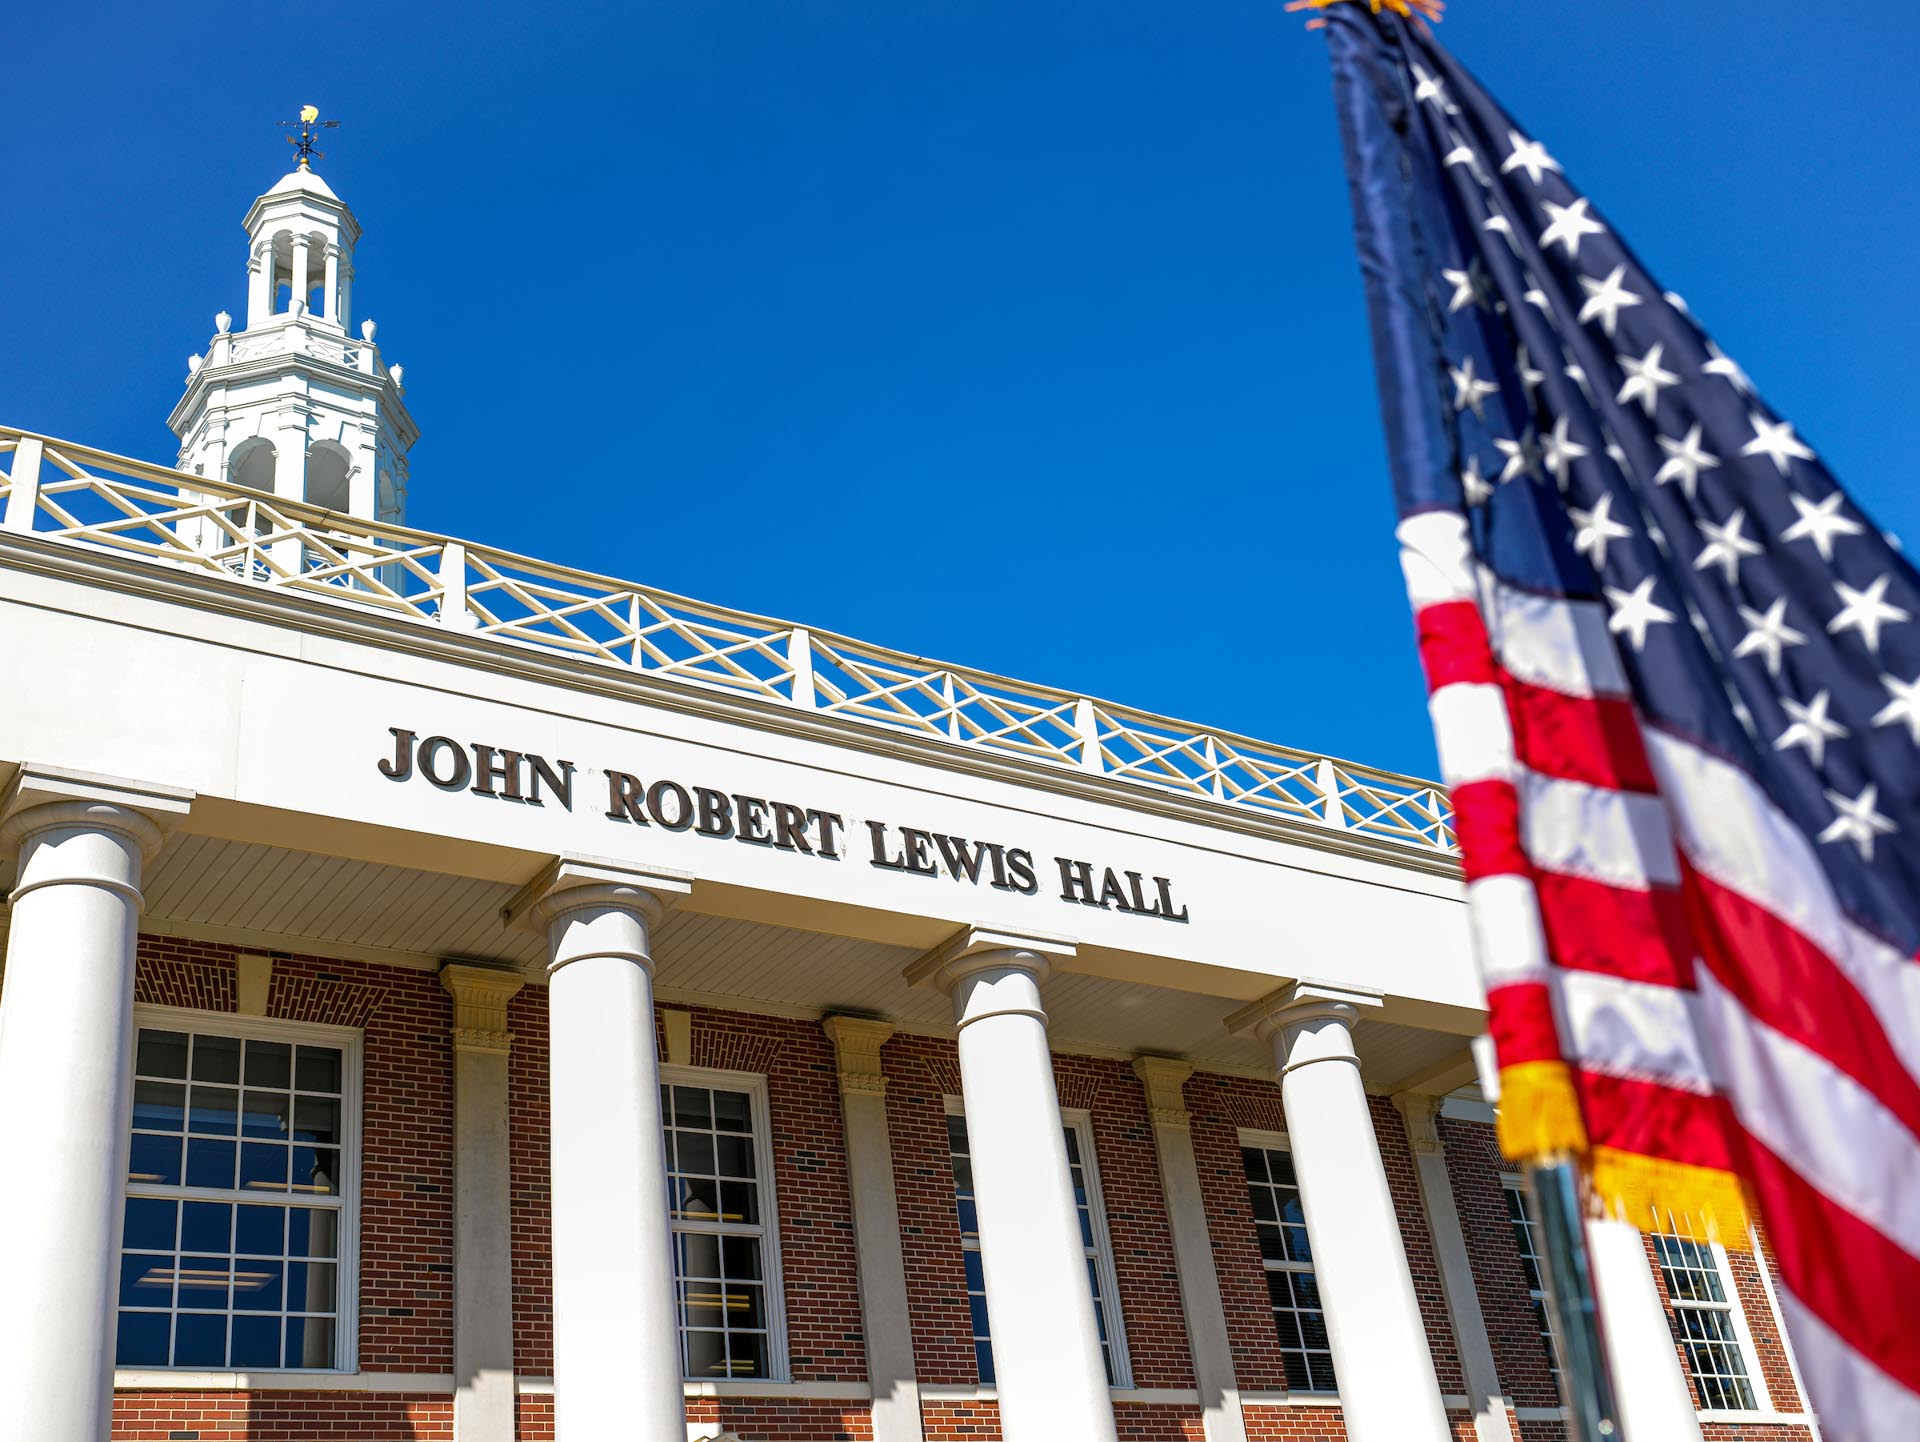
[1494,428,1543,484]
[1774,689,1849,768]
[1819,783,1897,860]
[1576,265,1642,337]
[1693,508,1764,584]
[1872,673,1920,744]
[1571,493,1631,569]
[1743,413,1816,475]
[1443,259,1493,314]
[1704,341,1754,395]
[1500,131,1561,185]
[1538,198,1605,259]
[1731,597,1807,676]
[1461,454,1494,507]
[1828,574,1911,654]
[1781,492,1864,561]
[1605,576,1675,651]
[1541,415,1590,485]
[1450,358,1499,419]
[1616,342,1679,416]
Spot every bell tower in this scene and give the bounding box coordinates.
[170,111,417,525]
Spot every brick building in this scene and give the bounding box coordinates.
[0,163,1819,1442]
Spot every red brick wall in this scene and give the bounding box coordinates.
[885,1031,980,1386]
[128,935,456,1373]
[112,1390,450,1439]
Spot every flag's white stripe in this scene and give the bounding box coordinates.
[1397,510,1476,607]
[1430,682,1516,787]
[1519,768,1681,891]
[1776,1284,1920,1442]
[1555,969,1718,1094]
[1466,873,1551,988]
[1695,967,1920,1260]
[1644,726,1920,1086]
[1485,578,1627,700]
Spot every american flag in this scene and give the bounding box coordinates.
[1317,6,1920,1437]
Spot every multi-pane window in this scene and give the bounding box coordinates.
[1241,1141,1335,1392]
[945,1109,1127,1388]
[118,1017,355,1370]
[663,1074,782,1381]
[1502,1178,1560,1377]
[1652,1234,1759,1412]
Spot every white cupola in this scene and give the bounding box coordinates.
[169,138,416,526]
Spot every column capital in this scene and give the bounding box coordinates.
[1392,1092,1446,1158]
[903,924,1075,994]
[500,854,693,933]
[441,962,528,1056]
[1131,1055,1195,1129]
[1225,978,1383,1043]
[1,764,193,862]
[822,1014,895,1097]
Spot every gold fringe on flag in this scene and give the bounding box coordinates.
[1590,1147,1754,1251]
[1284,0,1445,29]
[1496,1060,1589,1159]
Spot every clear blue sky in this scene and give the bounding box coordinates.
[6,1,1916,780]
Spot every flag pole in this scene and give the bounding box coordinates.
[1525,1160,1623,1442]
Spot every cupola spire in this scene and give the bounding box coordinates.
[169,113,417,525]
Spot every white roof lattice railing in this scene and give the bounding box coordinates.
[0,425,1455,858]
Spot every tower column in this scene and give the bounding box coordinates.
[907,929,1118,1442]
[0,767,191,1442]
[289,232,311,315]
[248,240,272,325]
[322,244,341,324]
[1229,982,1451,1442]
[510,858,691,1442]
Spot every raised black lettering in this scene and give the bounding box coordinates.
[470,746,525,800]
[1056,857,1098,905]
[378,727,416,781]
[931,833,988,884]
[983,842,1013,890]
[812,810,846,859]
[694,787,735,839]
[606,770,650,824]
[899,828,938,876]
[419,735,472,791]
[1153,876,1191,923]
[734,794,773,845]
[1098,867,1133,911]
[771,801,813,852]
[527,755,575,810]
[1006,848,1039,895]
[1124,870,1157,915]
[866,819,906,870]
[647,779,694,830]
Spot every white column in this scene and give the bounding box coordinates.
[441,963,527,1442]
[1229,982,1450,1442]
[508,858,691,1442]
[0,767,190,1442]
[339,262,354,335]
[906,928,1117,1442]
[322,244,341,324]
[822,1016,924,1442]
[1394,1093,1514,1442]
[1132,1057,1248,1442]
[1589,1216,1704,1442]
[248,240,273,325]
[289,233,311,316]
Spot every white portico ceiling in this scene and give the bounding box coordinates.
[7,833,1468,1087]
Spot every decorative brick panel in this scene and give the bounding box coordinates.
[111,1390,451,1439]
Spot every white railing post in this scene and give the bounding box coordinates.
[3,437,45,533]
[437,542,476,630]
[1203,735,1224,798]
[1075,697,1103,774]
[788,628,817,710]
[943,674,962,741]
[1316,756,1349,829]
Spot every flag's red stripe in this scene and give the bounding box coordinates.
[1681,862,1920,1145]
[1500,675,1658,793]
[1742,1130,1920,1395]
[1574,1069,1741,1176]
[1451,777,1528,881]
[1415,598,1497,692]
[1532,870,1697,991]
[1487,979,1562,1067]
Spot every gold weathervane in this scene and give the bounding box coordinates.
[279,104,340,169]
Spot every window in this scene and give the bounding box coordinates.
[1501,1177,1560,1378]
[1241,1138,1335,1392]
[1651,1233,1760,1412]
[663,1070,785,1381]
[118,1012,358,1371]
[945,1106,1129,1388]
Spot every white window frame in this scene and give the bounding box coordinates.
[123,1004,364,1373]
[1499,1175,1562,1380]
[1238,1128,1337,1396]
[943,1097,1133,1389]
[660,1064,789,1384]
[1650,1230,1773,1416]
